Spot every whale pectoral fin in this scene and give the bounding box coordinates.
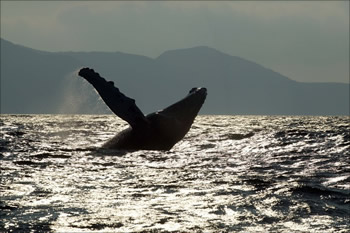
[78,67,149,129]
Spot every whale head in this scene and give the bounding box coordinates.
[160,87,207,124]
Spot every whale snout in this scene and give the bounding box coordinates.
[199,87,207,95]
[190,87,207,95]
[188,87,207,107]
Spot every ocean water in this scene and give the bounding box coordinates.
[0,115,349,232]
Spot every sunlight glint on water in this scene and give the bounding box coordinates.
[0,115,349,232]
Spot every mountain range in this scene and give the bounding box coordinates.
[1,38,349,115]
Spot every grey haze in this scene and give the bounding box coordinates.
[1,39,349,115]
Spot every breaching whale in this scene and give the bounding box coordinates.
[78,68,207,150]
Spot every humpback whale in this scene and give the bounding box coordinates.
[78,68,207,150]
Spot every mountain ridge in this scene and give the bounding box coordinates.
[1,38,349,115]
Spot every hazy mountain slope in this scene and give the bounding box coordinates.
[1,38,349,115]
[1,39,82,113]
[154,46,349,115]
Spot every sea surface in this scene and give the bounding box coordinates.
[1,115,349,232]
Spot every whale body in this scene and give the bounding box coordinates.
[78,68,207,150]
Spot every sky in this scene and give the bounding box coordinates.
[1,1,349,83]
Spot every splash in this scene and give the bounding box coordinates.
[58,70,110,114]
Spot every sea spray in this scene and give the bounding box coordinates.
[58,70,110,114]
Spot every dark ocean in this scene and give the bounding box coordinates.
[1,115,349,232]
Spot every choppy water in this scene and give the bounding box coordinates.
[1,115,349,232]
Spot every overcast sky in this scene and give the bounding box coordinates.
[1,1,349,83]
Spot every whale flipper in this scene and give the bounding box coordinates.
[78,68,149,129]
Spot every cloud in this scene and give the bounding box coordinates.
[149,1,349,28]
[226,1,348,22]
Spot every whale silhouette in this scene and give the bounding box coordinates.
[78,68,207,150]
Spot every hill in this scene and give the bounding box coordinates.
[1,38,349,115]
